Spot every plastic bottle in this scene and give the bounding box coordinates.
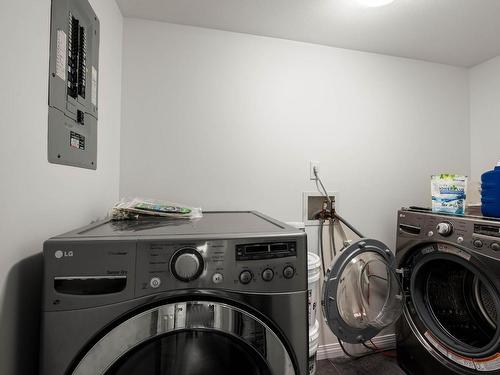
[481,161,500,218]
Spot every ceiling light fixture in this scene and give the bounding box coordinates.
[355,0,396,7]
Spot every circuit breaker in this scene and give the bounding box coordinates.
[48,0,99,169]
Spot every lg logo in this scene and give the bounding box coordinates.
[55,250,74,259]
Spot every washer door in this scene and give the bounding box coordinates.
[323,239,403,343]
[71,301,296,375]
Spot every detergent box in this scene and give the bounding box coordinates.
[431,174,468,215]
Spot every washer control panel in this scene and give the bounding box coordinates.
[398,209,500,258]
[135,237,306,296]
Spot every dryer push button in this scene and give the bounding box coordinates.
[150,277,161,289]
[283,266,295,279]
[239,270,253,284]
[212,273,224,284]
[262,268,274,282]
[473,239,483,248]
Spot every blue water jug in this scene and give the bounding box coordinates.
[481,161,500,218]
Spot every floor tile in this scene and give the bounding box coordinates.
[315,352,405,375]
[316,359,340,375]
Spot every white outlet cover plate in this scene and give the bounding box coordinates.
[310,161,320,180]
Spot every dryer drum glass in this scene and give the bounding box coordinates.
[106,331,271,375]
[71,301,295,375]
[337,252,402,330]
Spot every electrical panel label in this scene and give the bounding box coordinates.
[70,131,85,150]
[91,66,97,106]
[56,30,67,81]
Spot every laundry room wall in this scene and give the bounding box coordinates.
[0,1,123,374]
[119,18,470,249]
[470,55,500,183]
[119,18,471,353]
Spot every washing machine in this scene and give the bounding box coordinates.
[396,208,500,374]
[40,211,308,375]
[319,207,499,375]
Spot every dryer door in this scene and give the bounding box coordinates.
[323,239,403,343]
[71,301,296,375]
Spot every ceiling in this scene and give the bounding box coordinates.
[116,0,500,67]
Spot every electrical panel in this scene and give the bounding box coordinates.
[48,0,99,169]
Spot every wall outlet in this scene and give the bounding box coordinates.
[310,161,320,180]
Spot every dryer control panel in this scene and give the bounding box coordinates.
[135,238,306,297]
[42,212,308,311]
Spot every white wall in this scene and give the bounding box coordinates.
[120,19,470,248]
[0,0,123,373]
[120,19,470,350]
[470,56,500,182]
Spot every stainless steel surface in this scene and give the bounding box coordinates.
[54,211,301,239]
[72,301,296,375]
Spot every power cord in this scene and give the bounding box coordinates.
[313,167,364,238]
[338,339,396,360]
[313,167,332,208]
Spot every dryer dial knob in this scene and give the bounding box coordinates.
[172,249,204,282]
[436,222,453,236]
[491,242,500,252]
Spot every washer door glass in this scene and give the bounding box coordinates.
[323,239,403,344]
[72,301,295,375]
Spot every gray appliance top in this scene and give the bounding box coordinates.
[52,211,302,239]
[403,206,500,223]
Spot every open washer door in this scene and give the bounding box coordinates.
[323,239,403,344]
